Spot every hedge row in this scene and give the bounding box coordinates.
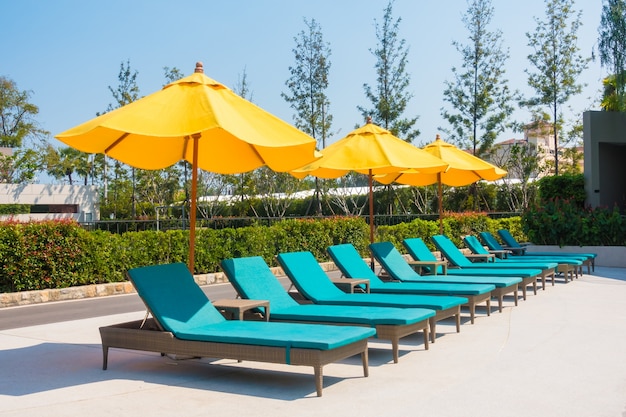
[2,207,624,293]
[0,217,370,292]
[376,213,525,251]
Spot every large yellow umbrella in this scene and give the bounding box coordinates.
[377,134,507,233]
[56,62,319,272]
[292,119,448,246]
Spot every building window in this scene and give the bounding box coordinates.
[30,204,79,214]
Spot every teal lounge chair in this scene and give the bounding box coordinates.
[363,242,522,316]
[101,262,376,397]
[495,229,596,272]
[221,256,435,363]
[403,237,538,301]
[276,251,468,344]
[326,243,495,323]
[464,234,582,284]
[432,234,558,295]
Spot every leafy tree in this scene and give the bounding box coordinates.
[104,60,141,218]
[45,145,91,185]
[0,76,48,148]
[163,66,183,85]
[441,0,516,157]
[282,18,333,147]
[600,72,626,110]
[524,0,589,175]
[498,142,544,210]
[282,18,333,215]
[598,0,626,111]
[358,0,418,141]
[0,148,42,183]
[0,76,48,183]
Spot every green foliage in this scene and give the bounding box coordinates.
[537,173,585,206]
[522,198,626,246]
[598,0,626,111]
[0,217,372,292]
[282,18,333,149]
[524,0,588,174]
[0,220,92,292]
[358,0,419,141]
[2,211,622,294]
[377,214,527,251]
[441,0,516,156]
[377,218,438,250]
[0,204,30,215]
[0,76,48,148]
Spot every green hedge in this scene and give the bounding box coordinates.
[0,217,369,292]
[522,199,626,246]
[2,209,623,293]
[376,213,525,252]
[0,204,30,215]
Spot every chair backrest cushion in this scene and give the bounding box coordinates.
[127,263,226,336]
[479,232,504,251]
[327,244,380,281]
[463,235,490,255]
[431,235,473,267]
[497,229,522,248]
[277,252,345,301]
[221,256,298,311]
[369,242,421,281]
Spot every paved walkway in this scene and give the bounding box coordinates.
[1,267,626,417]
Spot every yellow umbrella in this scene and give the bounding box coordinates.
[56,62,319,272]
[292,119,448,246]
[377,134,507,233]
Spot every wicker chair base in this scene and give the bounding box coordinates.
[99,319,369,397]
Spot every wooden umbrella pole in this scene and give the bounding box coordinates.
[369,170,375,270]
[438,173,443,235]
[188,135,200,273]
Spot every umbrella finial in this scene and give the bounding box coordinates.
[194,62,204,73]
[435,134,442,141]
[366,116,373,124]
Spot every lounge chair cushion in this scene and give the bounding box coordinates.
[128,263,375,351]
[221,256,435,326]
[464,235,582,266]
[431,235,556,271]
[328,243,496,295]
[277,251,468,310]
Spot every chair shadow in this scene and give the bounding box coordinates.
[0,341,365,400]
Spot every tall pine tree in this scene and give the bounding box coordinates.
[358,0,418,142]
[525,0,588,175]
[441,0,516,157]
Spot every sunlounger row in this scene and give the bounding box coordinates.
[98,229,595,397]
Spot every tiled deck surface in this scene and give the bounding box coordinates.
[1,267,625,417]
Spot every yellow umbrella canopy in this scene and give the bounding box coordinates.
[377,134,507,187]
[292,120,448,245]
[56,62,319,271]
[377,134,507,233]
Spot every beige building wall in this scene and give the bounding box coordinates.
[0,184,99,222]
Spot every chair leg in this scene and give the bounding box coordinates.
[486,298,491,316]
[423,328,429,350]
[429,317,436,344]
[314,366,323,397]
[391,338,399,364]
[102,345,109,370]
[361,350,369,377]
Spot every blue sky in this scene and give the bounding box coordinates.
[2,0,604,159]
